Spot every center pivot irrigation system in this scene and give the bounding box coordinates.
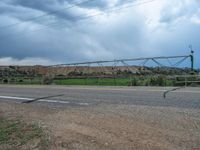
[50,51,194,71]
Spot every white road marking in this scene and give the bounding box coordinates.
[0,96,89,105]
[78,103,90,106]
[39,100,69,104]
[0,96,32,100]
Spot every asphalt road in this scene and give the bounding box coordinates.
[0,85,200,109]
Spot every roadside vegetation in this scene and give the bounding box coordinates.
[0,116,49,150]
[53,77,175,86]
[0,66,199,86]
[1,76,200,86]
[54,76,200,86]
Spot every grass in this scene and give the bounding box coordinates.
[1,76,200,86]
[1,77,43,85]
[0,116,49,150]
[53,77,177,86]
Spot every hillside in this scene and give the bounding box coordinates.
[0,65,194,78]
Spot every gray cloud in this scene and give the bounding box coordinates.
[0,0,200,68]
[159,0,200,24]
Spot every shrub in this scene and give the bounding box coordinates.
[43,77,53,85]
[131,78,138,86]
[3,79,8,83]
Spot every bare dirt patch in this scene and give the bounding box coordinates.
[0,101,200,150]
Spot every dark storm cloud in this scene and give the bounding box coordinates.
[0,0,142,62]
[0,0,86,25]
[80,0,137,8]
[2,0,135,21]
[0,0,141,27]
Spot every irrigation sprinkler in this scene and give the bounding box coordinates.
[47,54,193,82]
[49,55,192,69]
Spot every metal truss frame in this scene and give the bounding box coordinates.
[50,54,193,70]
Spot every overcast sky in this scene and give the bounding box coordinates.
[0,0,199,68]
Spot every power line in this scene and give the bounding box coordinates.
[77,0,158,21]
[0,0,158,40]
[0,0,95,30]
[37,0,158,28]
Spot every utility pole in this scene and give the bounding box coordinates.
[189,45,194,71]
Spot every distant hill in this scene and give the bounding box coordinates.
[0,65,195,78]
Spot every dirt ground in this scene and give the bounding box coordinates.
[0,101,200,150]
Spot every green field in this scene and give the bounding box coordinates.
[1,76,199,86]
[53,77,175,86]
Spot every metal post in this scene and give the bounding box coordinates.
[184,74,187,87]
[130,75,133,86]
[191,53,194,71]
[189,45,194,71]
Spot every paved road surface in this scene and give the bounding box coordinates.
[0,85,199,109]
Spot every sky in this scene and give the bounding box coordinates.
[0,0,199,68]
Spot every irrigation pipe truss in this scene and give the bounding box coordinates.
[49,54,193,70]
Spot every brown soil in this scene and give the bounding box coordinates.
[0,101,200,150]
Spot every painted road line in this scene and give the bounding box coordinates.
[78,103,90,106]
[0,96,32,100]
[39,99,69,104]
[0,95,89,105]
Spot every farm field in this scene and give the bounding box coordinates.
[2,76,198,86]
